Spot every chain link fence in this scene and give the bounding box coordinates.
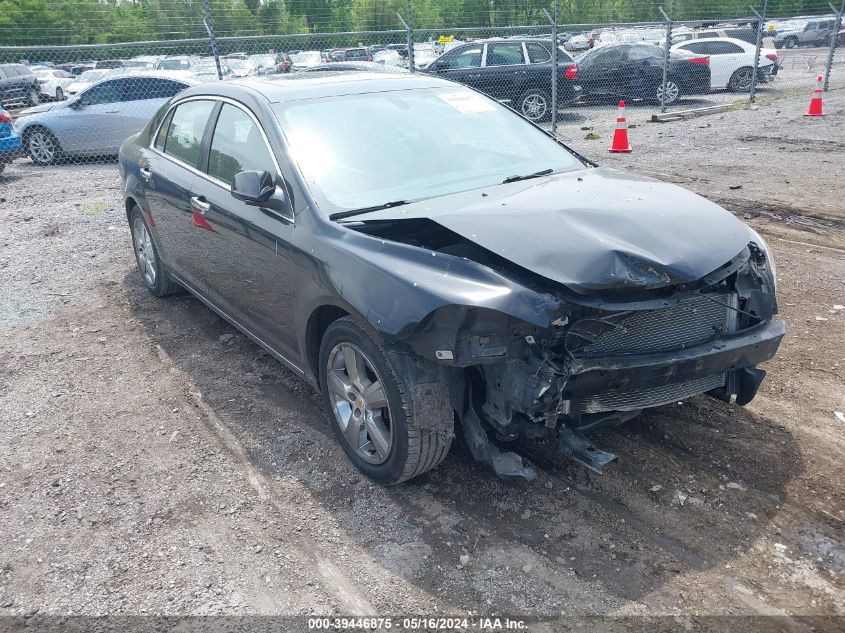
[0,0,843,170]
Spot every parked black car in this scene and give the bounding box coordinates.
[0,63,41,107]
[577,43,711,105]
[421,38,580,122]
[119,73,783,484]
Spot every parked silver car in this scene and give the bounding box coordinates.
[774,17,837,48]
[14,73,194,165]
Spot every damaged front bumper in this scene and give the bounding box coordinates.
[564,318,786,402]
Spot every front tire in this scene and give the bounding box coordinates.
[27,88,41,107]
[319,316,453,485]
[656,78,681,106]
[25,128,62,166]
[129,205,181,297]
[55,87,65,101]
[517,88,552,123]
[784,37,797,49]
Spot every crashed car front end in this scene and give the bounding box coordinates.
[394,238,783,476]
[341,170,785,478]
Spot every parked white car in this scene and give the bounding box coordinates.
[31,67,75,101]
[671,37,778,91]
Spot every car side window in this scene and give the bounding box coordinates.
[628,45,661,60]
[442,46,482,69]
[526,43,551,63]
[162,100,215,168]
[486,43,525,66]
[124,78,187,101]
[154,108,175,151]
[81,79,124,105]
[207,103,275,186]
[682,42,708,54]
[713,42,744,54]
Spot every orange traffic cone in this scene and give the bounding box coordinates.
[609,101,632,153]
[804,75,825,117]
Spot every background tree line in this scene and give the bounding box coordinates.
[0,0,836,45]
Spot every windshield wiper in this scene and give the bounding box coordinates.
[329,200,410,221]
[502,168,554,184]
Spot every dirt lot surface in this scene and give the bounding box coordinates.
[0,87,843,628]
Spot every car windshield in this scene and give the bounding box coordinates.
[273,86,586,214]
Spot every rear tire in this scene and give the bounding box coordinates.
[784,37,797,49]
[517,88,552,123]
[728,66,754,92]
[319,316,453,485]
[129,205,181,297]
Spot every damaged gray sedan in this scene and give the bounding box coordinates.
[119,72,784,484]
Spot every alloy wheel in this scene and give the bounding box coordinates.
[29,89,40,106]
[657,81,680,105]
[521,93,548,121]
[732,68,753,91]
[56,87,64,101]
[132,215,157,287]
[326,342,393,465]
[28,131,56,164]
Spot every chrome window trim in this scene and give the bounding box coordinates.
[149,94,285,195]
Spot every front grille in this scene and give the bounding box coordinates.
[575,293,736,358]
[581,373,725,413]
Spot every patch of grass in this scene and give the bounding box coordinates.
[82,201,110,215]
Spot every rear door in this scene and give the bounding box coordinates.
[192,102,299,357]
[58,78,128,152]
[482,42,529,102]
[142,98,216,287]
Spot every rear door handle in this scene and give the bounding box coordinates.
[139,167,152,182]
[191,196,210,215]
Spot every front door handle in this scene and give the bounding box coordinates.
[191,196,210,215]
[139,167,152,182]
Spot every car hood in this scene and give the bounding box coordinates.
[19,100,70,116]
[354,167,753,293]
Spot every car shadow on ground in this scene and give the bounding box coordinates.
[122,270,805,609]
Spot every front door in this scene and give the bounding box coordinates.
[189,102,299,358]
[59,78,129,153]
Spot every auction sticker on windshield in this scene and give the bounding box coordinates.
[437,91,497,114]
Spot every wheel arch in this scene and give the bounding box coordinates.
[305,303,351,386]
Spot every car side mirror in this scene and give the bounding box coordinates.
[433,60,449,71]
[231,170,294,223]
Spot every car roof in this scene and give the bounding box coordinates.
[180,72,453,104]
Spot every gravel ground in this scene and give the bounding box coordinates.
[0,85,843,628]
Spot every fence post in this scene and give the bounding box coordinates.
[543,4,558,136]
[824,0,845,91]
[396,1,415,73]
[658,2,674,113]
[749,0,768,104]
[202,0,223,81]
